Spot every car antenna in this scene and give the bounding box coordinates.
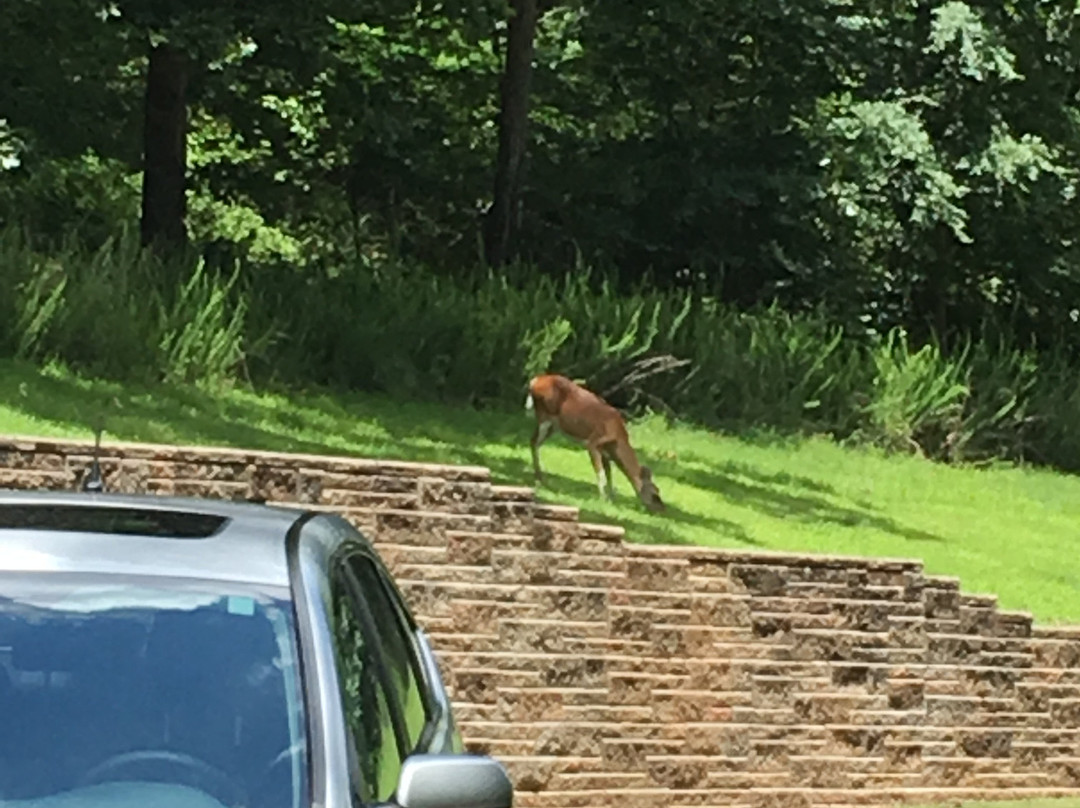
[81,423,106,494]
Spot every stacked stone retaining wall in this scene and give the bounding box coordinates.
[2,435,1079,807]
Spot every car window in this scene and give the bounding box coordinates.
[0,573,307,808]
[345,557,430,751]
[328,564,403,804]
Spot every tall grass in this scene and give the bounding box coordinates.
[3,225,1080,472]
[0,227,251,387]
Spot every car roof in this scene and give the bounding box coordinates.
[0,490,308,589]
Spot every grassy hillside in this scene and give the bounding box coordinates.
[1,358,1078,623]
[916,802,1080,808]
[911,803,1080,808]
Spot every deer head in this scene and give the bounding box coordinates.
[638,466,665,513]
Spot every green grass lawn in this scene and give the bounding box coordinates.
[2,359,1079,623]
[913,802,1080,808]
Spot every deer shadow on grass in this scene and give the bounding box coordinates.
[673,459,945,544]
[531,466,767,548]
[671,445,842,499]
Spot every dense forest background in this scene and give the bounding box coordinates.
[3,0,1080,470]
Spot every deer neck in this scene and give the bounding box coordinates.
[611,443,646,494]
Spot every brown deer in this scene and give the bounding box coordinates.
[525,374,665,513]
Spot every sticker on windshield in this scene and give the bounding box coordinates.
[227,596,256,616]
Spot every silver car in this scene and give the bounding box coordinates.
[0,489,513,808]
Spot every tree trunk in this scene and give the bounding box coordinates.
[484,0,539,267]
[140,43,189,249]
[928,226,951,349]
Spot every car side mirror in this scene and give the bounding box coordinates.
[393,753,513,808]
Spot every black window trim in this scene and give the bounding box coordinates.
[284,510,321,808]
[327,539,443,761]
[349,555,433,714]
[363,560,444,751]
[335,555,413,762]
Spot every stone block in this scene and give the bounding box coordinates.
[541,656,606,688]
[447,531,494,566]
[453,669,499,704]
[541,587,608,622]
[647,758,708,789]
[491,501,534,534]
[730,565,787,596]
[626,556,690,592]
[418,477,491,515]
[534,724,606,756]
[959,730,1013,758]
[830,728,885,756]
[497,687,565,722]
[602,739,650,772]
[888,680,926,711]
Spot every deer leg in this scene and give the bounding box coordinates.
[587,445,608,499]
[531,420,554,484]
[609,440,661,510]
[601,453,615,500]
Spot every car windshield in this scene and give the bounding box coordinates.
[0,573,308,808]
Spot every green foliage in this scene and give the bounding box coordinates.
[0,153,141,242]
[671,302,865,432]
[926,1,1021,82]
[0,227,253,388]
[0,120,23,171]
[953,335,1042,462]
[968,126,1066,191]
[157,262,249,386]
[860,330,969,456]
[521,316,573,380]
[4,0,1080,349]
[813,97,971,243]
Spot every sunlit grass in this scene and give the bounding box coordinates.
[910,801,1080,808]
[1,358,1079,623]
